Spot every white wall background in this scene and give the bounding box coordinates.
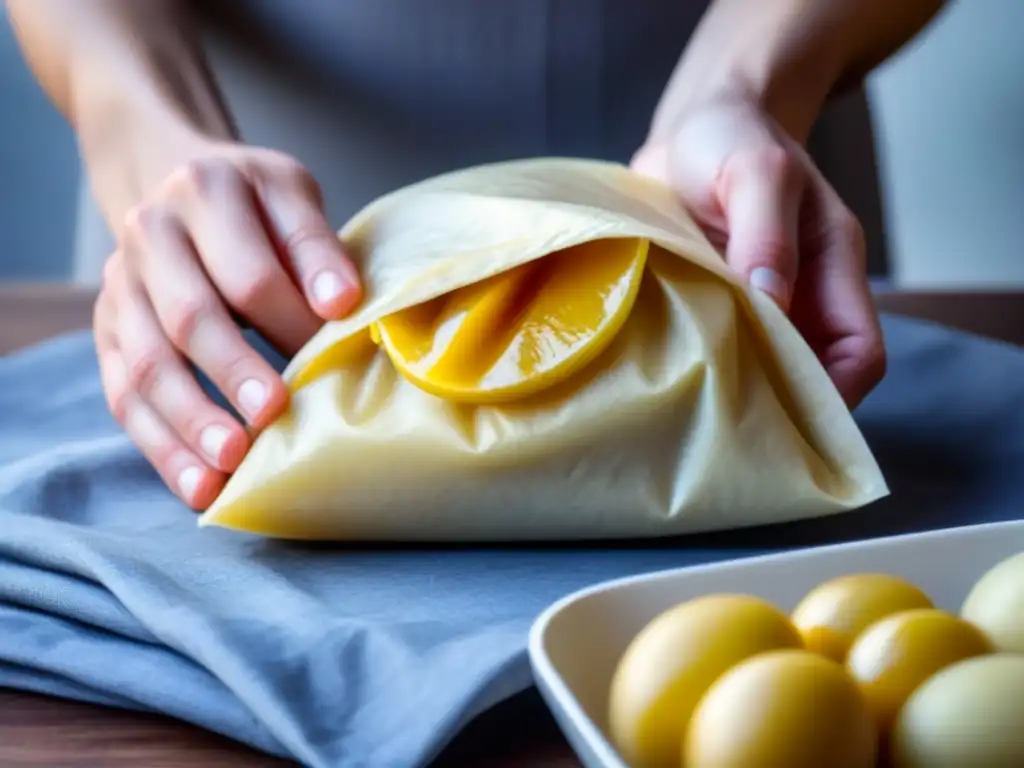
[1,1,1021,286]
[869,0,1024,287]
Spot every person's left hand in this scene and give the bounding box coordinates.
[631,95,885,408]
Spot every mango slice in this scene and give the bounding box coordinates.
[288,329,377,392]
[374,237,649,404]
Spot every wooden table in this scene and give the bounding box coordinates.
[2,283,1023,768]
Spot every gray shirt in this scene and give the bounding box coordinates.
[74,1,888,281]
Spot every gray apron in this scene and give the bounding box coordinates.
[73,0,888,282]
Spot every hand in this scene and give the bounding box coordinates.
[631,96,885,409]
[94,141,362,509]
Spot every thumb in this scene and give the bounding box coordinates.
[629,143,671,184]
[717,147,804,311]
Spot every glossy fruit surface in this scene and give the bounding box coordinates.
[375,237,649,403]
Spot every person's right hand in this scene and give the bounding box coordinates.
[94,141,362,510]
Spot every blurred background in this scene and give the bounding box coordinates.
[2,0,1022,287]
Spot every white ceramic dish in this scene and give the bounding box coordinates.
[528,519,1024,768]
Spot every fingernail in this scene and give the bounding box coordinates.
[178,465,203,503]
[237,379,267,419]
[200,425,231,463]
[749,267,790,307]
[312,271,346,305]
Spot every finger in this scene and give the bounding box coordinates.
[116,271,250,473]
[256,161,362,320]
[168,158,323,354]
[97,341,225,509]
[123,203,290,430]
[794,187,886,409]
[717,146,805,311]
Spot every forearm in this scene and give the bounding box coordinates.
[652,0,946,142]
[6,0,236,225]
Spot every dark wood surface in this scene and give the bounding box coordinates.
[0,687,570,768]
[2,283,1023,767]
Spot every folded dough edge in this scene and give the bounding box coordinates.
[200,158,888,541]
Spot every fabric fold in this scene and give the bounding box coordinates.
[0,602,287,757]
[0,315,1022,766]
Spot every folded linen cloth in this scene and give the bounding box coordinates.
[1,315,1022,767]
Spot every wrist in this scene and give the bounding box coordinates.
[79,98,229,235]
[70,30,236,230]
[650,3,847,144]
[743,43,842,144]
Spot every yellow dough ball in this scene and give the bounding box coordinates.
[608,594,802,768]
[791,573,934,662]
[846,608,992,735]
[890,654,1024,768]
[961,550,1024,654]
[685,649,877,768]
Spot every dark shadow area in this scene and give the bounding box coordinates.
[432,687,566,766]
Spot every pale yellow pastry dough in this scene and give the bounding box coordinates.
[200,158,887,541]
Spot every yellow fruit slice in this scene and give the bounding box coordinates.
[792,574,934,663]
[374,237,649,404]
[686,650,877,768]
[608,594,803,768]
[287,329,377,392]
[845,608,992,736]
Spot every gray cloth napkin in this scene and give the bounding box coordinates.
[1,315,1022,767]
